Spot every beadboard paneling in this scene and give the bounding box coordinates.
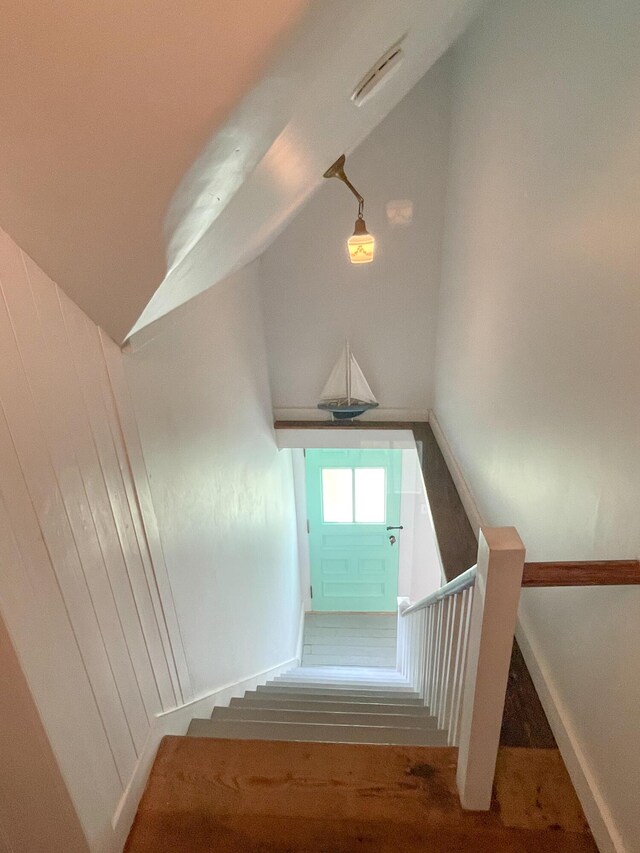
[0,227,185,848]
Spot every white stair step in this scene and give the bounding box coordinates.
[247,689,424,706]
[231,696,433,714]
[257,684,421,702]
[303,644,397,657]
[304,614,396,628]
[302,635,396,647]
[187,717,448,746]
[211,706,439,728]
[260,683,418,698]
[287,666,403,679]
[301,654,396,667]
[274,676,413,689]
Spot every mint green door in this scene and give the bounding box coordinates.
[305,449,402,612]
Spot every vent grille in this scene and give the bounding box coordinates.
[351,41,405,107]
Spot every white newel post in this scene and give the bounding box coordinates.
[456,527,525,810]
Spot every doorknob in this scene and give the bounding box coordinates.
[386,525,403,531]
[388,535,397,546]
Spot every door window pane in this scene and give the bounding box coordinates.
[322,468,353,522]
[355,468,386,523]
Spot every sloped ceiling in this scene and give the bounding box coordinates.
[0,0,308,342]
[0,0,486,343]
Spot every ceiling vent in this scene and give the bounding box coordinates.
[351,41,405,107]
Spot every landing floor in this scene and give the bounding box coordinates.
[125,737,597,852]
[301,612,397,667]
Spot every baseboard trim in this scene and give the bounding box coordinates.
[516,615,624,853]
[273,407,430,423]
[429,407,625,853]
[111,656,299,848]
[295,603,305,664]
[428,410,484,539]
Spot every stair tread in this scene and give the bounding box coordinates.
[188,717,448,746]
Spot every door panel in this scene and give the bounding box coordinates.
[305,449,401,612]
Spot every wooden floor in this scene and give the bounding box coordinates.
[301,612,397,667]
[125,736,597,852]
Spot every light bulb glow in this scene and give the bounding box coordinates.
[347,232,375,264]
[348,215,375,264]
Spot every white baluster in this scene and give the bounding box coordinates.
[433,597,448,713]
[436,597,453,725]
[396,597,409,673]
[427,600,441,708]
[439,592,462,730]
[450,586,474,746]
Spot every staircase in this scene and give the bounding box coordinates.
[126,530,599,853]
[187,665,448,746]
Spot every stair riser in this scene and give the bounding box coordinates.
[212,707,439,728]
[301,654,396,667]
[259,685,419,698]
[303,635,396,646]
[274,678,413,689]
[245,690,424,708]
[231,697,433,715]
[303,645,396,657]
[187,718,448,746]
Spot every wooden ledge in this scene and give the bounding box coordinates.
[522,560,640,587]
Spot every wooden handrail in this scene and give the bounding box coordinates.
[401,565,477,616]
[401,559,638,617]
[522,559,640,587]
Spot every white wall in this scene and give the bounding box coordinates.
[0,614,88,853]
[259,57,452,421]
[398,450,444,603]
[125,262,302,699]
[0,228,186,852]
[434,2,640,850]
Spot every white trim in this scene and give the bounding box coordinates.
[273,407,430,423]
[295,603,305,664]
[428,410,484,539]
[429,408,625,853]
[515,617,624,853]
[111,656,298,850]
[276,428,416,451]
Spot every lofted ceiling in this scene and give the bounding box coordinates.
[0,0,487,343]
[0,0,308,342]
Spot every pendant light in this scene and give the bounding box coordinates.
[323,154,375,264]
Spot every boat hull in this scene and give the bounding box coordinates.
[317,401,379,420]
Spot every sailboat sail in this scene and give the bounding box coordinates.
[349,353,376,405]
[318,343,378,418]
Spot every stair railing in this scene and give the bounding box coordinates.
[398,526,525,811]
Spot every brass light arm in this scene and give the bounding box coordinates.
[324,154,365,213]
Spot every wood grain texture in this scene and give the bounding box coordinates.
[125,737,597,852]
[523,560,640,586]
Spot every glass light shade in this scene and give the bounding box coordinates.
[348,216,375,264]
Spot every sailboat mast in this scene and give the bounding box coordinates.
[346,340,351,404]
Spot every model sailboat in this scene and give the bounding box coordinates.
[317,342,379,420]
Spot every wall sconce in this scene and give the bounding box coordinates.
[323,154,375,264]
